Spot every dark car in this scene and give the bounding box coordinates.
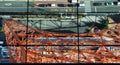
[93,2,102,6]
[57,4,66,7]
[38,4,47,7]
[68,4,75,7]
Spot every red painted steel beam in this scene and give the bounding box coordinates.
[3,20,120,63]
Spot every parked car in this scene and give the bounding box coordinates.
[104,2,114,6]
[57,4,66,7]
[38,4,47,7]
[1,47,9,58]
[68,3,78,7]
[93,2,102,6]
[79,2,85,6]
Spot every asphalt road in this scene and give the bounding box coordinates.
[0,1,33,7]
[0,1,120,13]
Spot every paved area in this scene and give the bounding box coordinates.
[0,1,120,13]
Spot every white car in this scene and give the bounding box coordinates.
[0,41,3,44]
[118,2,120,6]
[79,2,85,7]
[1,47,9,58]
[79,3,85,6]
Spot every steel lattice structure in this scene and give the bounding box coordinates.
[3,20,120,63]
